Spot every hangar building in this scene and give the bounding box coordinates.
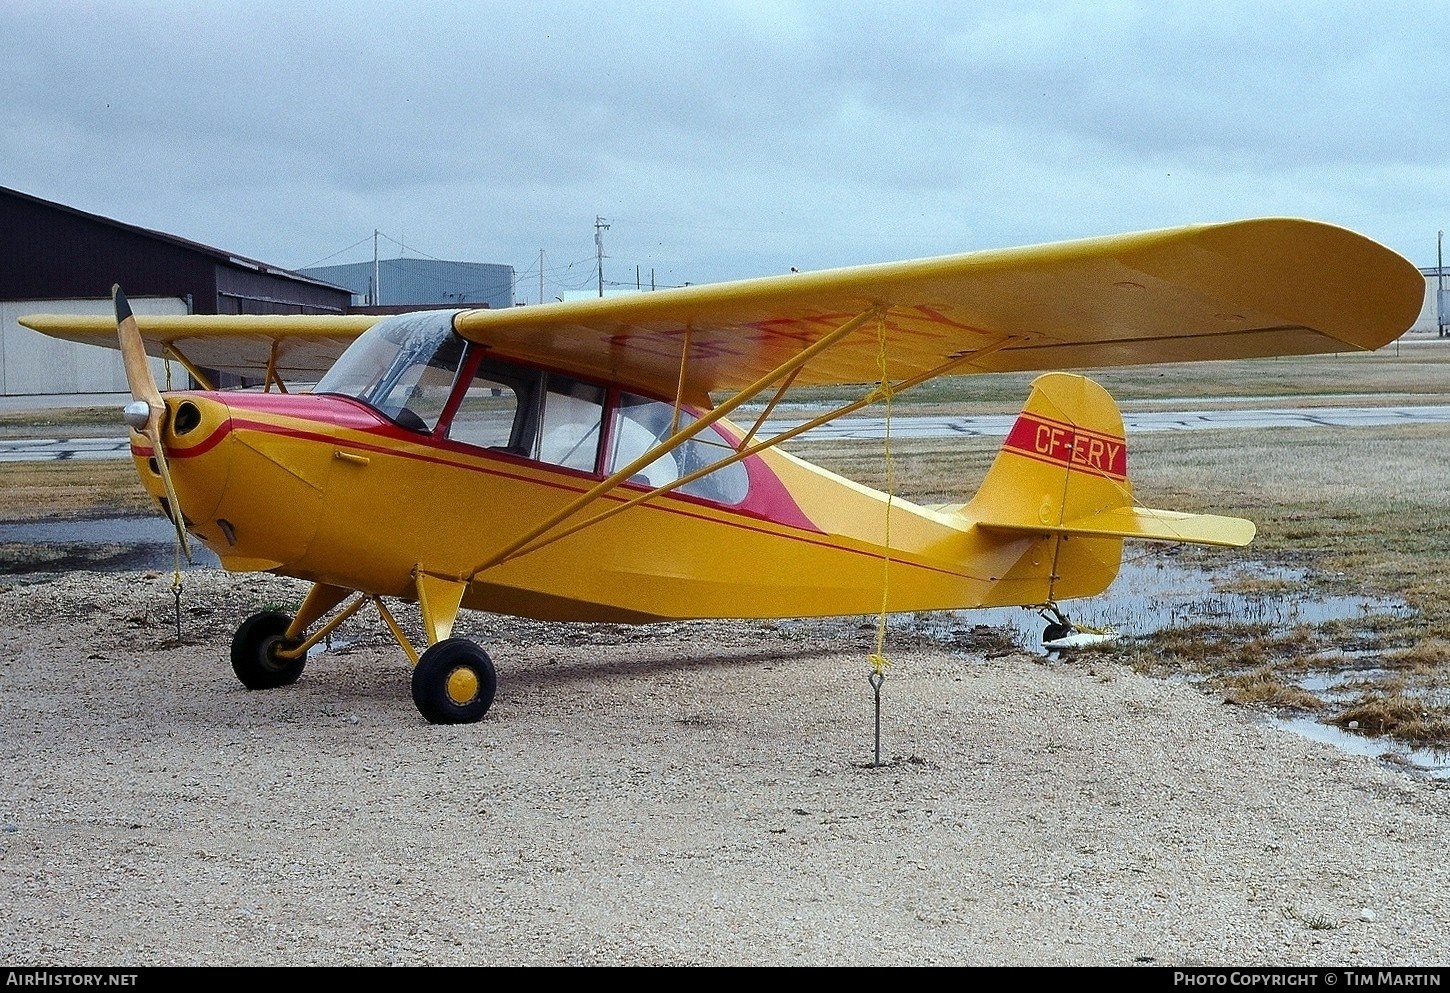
[1,186,354,396]
[298,258,514,311]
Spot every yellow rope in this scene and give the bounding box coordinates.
[868,316,894,677]
[170,546,184,641]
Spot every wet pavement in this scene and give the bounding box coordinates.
[0,436,131,461]
[758,403,1450,440]
[0,515,220,572]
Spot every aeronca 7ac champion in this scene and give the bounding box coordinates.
[21,218,1425,724]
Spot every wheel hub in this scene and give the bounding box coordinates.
[445,665,480,705]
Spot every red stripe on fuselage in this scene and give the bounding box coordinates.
[149,391,982,581]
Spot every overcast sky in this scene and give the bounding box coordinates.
[4,1,1447,302]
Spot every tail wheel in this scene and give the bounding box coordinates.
[231,610,305,689]
[1042,622,1074,644]
[412,638,497,725]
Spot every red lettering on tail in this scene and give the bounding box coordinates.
[1004,413,1127,480]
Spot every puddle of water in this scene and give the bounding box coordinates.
[1276,716,1450,779]
[0,517,175,544]
[906,556,1410,654]
[310,635,358,658]
[0,516,220,572]
[891,556,1450,779]
[1299,670,1396,704]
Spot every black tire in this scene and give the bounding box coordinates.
[412,638,497,725]
[1042,622,1073,645]
[231,610,305,690]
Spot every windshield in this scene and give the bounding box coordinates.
[315,311,466,431]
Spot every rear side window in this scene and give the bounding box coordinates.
[606,394,749,505]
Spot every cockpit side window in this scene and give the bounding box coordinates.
[447,360,543,454]
[325,322,746,499]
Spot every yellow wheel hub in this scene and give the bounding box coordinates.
[445,665,480,706]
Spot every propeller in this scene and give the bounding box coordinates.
[114,285,192,563]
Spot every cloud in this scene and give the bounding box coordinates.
[3,0,1446,302]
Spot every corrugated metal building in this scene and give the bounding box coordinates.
[0,295,186,395]
[299,258,514,310]
[0,186,353,395]
[1419,267,1449,336]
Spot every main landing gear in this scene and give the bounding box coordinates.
[229,574,495,725]
[411,638,496,724]
[231,610,306,689]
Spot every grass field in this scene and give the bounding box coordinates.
[4,342,1450,752]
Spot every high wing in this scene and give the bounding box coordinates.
[18,218,1422,400]
[451,217,1425,401]
[16,312,379,386]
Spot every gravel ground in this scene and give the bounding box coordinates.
[2,567,1449,968]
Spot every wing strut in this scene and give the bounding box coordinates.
[466,305,888,579]
[484,332,1024,569]
[736,367,802,451]
[161,343,216,391]
[264,340,290,393]
[669,322,692,434]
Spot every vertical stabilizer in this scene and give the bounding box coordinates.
[959,372,1253,607]
[967,373,1132,531]
[961,372,1129,604]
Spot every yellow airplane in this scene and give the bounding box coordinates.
[20,217,1424,724]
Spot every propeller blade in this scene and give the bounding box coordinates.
[144,419,192,564]
[113,285,191,563]
[114,285,163,412]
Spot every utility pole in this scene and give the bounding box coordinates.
[373,229,380,307]
[1439,230,1446,338]
[539,249,545,305]
[595,216,610,297]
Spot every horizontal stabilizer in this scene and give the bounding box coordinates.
[982,505,1256,548]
